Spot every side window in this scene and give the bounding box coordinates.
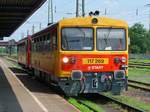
[47,33,51,51]
[31,40,34,52]
[39,36,42,52]
[25,40,28,52]
[52,30,57,50]
[43,35,46,52]
[37,38,40,52]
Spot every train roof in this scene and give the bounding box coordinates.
[59,16,128,27]
[32,23,58,38]
[28,16,128,40]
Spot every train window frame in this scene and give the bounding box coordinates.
[61,27,94,51]
[47,33,52,51]
[51,29,58,50]
[96,28,127,51]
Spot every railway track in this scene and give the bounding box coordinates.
[129,65,150,69]
[129,61,150,64]
[75,99,98,112]
[70,93,145,112]
[129,62,150,69]
[128,80,150,92]
[129,63,150,66]
[98,93,145,112]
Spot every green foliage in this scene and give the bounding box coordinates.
[0,47,6,54]
[67,97,105,112]
[68,98,92,112]
[129,23,150,53]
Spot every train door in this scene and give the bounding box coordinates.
[51,28,57,76]
[25,40,28,66]
[27,35,31,68]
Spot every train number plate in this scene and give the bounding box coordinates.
[92,78,98,88]
[83,58,108,64]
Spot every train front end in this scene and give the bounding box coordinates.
[58,17,128,96]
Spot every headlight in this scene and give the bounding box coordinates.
[63,57,69,63]
[114,57,120,64]
[121,57,126,63]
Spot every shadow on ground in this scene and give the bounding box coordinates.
[9,67,63,95]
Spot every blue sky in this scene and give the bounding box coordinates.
[5,0,150,41]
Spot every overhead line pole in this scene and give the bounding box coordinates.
[149,8,150,35]
[51,0,54,23]
[48,0,50,24]
[48,0,53,25]
[76,0,79,17]
[82,0,85,17]
[76,0,85,17]
[145,4,150,35]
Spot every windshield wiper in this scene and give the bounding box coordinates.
[62,31,69,50]
[104,27,112,45]
[77,28,86,48]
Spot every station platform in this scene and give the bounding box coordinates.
[0,58,79,112]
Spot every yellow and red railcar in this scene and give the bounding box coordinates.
[19,16,128,96]
[17,35,31,68]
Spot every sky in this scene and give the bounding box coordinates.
[4,0,150,41]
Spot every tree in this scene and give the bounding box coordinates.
[129,23,150,53]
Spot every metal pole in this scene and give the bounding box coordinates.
[145,4,150,35]
[32,24,35,34]
[149,9,150,34]
[51,0,53,23]
[105,8,107,15]
[48,0,50,24]
[48,0,53,25]
[27,30,29,36]
[39,23,42,30]
[76,0,79,17]
[82,0,85,17]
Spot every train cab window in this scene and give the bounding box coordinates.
[61,28,94,51]
[97,28,126,51]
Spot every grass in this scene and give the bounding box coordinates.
[67,97,105,112]
[129,59,150,63]
[6,57,21,68]
[80,99,105,112]
[7,54,18,60]
[128,68,150,83]
[104,93,150,112]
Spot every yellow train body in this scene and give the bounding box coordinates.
[19,16,129,96]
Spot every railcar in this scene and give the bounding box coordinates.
[17,35,31,68]
[18,16,128,96]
